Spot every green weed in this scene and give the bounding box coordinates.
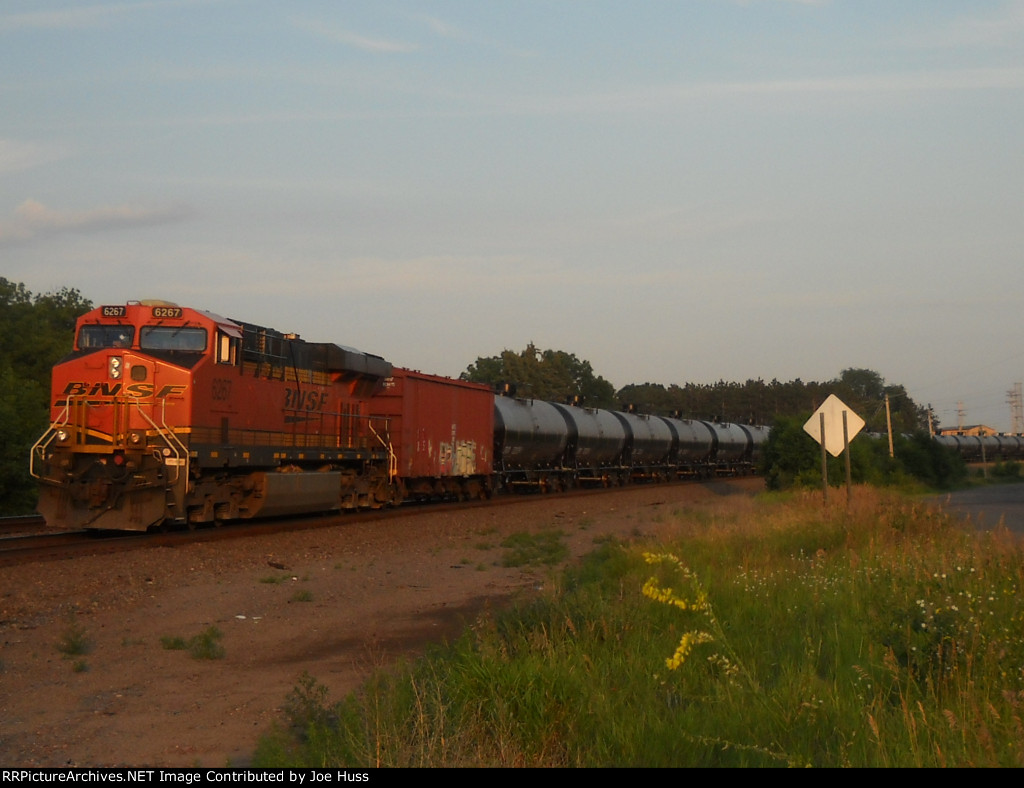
[161,626,225,660]
[57,618,92,657]
[500,529,568,567]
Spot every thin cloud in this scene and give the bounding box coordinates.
[412,13,538,58]
[732,67,1024,96]
[0,139,66,173]
[500,65,1024,117]
[0,199,192,245]
[730,0,830,5]
[901,0,1024,49]
[419,15,463,40]
[290,17,418,54]
[0,0,218,32]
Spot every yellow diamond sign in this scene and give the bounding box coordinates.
[803,394,865,458]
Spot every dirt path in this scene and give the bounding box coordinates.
[0,478,761,767]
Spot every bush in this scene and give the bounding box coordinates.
[761,416,966,492]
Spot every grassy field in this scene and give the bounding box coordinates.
[253,485,1024,767]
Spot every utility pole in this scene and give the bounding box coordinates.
[884,393,894,458]
[1008,383,1023,434]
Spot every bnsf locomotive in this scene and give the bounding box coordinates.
[30,301,767,531]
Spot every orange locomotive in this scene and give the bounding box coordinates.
[30,301,494,530]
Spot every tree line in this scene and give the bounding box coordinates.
[0,279,93,515]
[462,347,933,435]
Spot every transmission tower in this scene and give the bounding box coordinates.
[1009,382,1023,434]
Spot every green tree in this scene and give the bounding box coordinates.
[760,415,824,490]
[0,279,92,514]
[760,414,964,492]
[894,431,966,488]
[832,368,927,435]
[616,383,677,415]
[836,367,886,402]
[462,343,616,408]
[615,369,926,434]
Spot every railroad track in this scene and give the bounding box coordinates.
[0,496,480,567]
[0,477,762,567]
[0,514,47,535]
[0,530,151,567]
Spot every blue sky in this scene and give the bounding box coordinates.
[2,0,1023,431]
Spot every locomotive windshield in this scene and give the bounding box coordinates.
[140,326,208,352]
[79,325,135,349]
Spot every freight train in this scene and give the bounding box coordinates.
[30,301,769,532]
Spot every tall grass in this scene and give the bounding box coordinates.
[254,487,1024,767]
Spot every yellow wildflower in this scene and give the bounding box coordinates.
[666,630,715,671]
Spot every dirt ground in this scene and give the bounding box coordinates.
[0,478,761,768]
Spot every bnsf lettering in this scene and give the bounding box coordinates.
[62,381,122,397]
[61,382,187,398]
[284,388,329,411]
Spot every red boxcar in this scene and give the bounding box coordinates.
[368,368,494,500]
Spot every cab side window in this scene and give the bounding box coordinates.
[217,331,240,365]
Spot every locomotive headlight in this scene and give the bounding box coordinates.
[56,429,69,443]
[129,431,143,445]
[109,356,123,379]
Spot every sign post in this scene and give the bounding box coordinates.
[819,412,828,505]
[804,395,865,509]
